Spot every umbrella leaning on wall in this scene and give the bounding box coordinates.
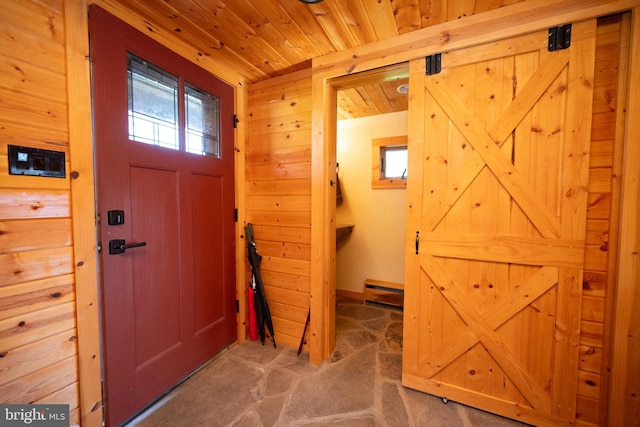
[245,223,276,348]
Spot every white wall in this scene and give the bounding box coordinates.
[336,111,408,294]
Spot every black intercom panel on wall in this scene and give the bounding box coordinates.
[8,145,66,178]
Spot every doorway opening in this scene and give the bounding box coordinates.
[330,62,410,352]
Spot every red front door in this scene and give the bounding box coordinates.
[90,6,237,425]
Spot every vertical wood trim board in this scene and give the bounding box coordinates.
[235,80,249,345]
[596,12,628,426]
[65,1,103,425]
[578,14,629,427]
[608,7,640,426]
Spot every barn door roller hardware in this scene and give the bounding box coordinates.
[548,24,572,51]
[425,53,441,75]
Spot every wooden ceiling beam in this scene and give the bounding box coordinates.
[313,0,640,79]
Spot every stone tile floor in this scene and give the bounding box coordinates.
[126,299,531,426]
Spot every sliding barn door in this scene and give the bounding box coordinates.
[402,20,596,426]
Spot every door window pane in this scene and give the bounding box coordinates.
[127,54,179,150]
[185,83,221,157]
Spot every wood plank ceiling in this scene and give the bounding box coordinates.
[110,0,526,119]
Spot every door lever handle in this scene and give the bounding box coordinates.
[108,239,147,255]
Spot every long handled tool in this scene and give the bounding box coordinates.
[297,309,311,356]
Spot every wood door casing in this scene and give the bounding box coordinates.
[402,20,596,426]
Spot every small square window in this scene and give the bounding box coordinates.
[372,136,408,189]
[381,145,407,179]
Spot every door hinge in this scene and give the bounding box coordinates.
[235,299,240,313]
[426,53,441,75]
[234,208,238,222]
[233,114,239,129]
[548,24,572,52]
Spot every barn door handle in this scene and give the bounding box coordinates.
[415,231,420,254]
[108,239,147,255]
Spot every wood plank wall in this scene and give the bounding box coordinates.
[577,14,626,427]
[246,68,312,350]
[0,0,80,424]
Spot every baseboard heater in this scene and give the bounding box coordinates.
[363,278,404,308]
